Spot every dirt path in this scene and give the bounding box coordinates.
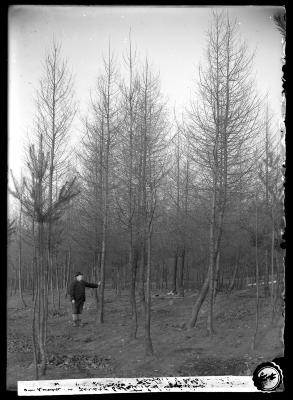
[7,287,284,390]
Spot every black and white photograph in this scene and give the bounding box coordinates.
[7,5,285,393]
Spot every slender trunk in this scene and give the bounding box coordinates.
[56,259,60,310]
[50,255,55,310]
[138,243,146,311]
[93,252,100,312]
[213,251,220,297]
[272,252,282,320]
[228,252,239,292]
[207,185,217,336]
[207,262,215,336]
[264,249,269,297]
[130,247,138,340]
[264,101,270,298]
[99,228,107,324]
[185,261,190,290]
[139,61,148,312]
[206,17,221,336]
[188,269,210,328]
[124,260,127,291]
[99,92,110,324]
[116,263,121,296]
[145,225,154,356]
[252,193,260,351]
[18,200,26,307]
[164,262,167,289]
[160,262,164,290]
[178,249,185,297]
[62,258,66,290]
[32,252,39,380]
[38,221,47,376]
[18,254,26,307]
[65,248,71,298]
[171,251,178,294]
[220,266,224,291]
[111,264,116,291]
[271,207,275,320]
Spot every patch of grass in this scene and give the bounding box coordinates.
[47,353,114,371]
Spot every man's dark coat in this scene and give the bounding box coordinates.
[69,280,98,302]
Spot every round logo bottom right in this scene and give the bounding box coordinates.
[252,361,283,391]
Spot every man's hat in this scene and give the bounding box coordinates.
[75,271,83,277]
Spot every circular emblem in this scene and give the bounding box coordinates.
[252,361,283,391]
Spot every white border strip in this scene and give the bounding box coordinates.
[17,376,258,394]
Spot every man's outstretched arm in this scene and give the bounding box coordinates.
[84,281,100,288]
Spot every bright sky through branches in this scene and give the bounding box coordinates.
[8,5,284,186]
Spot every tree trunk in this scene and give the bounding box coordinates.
[62,259,66,290]
[185,261,190,290]
[228,252,239,292]
[178,249,185,297]
[116,263,121,296]
[145,226,154,356]
[252,193,260,351]
[50,256,55,310]
[207,182,218,336]
[32,258,35,301]
[130,247,138,340]
[18,254,26,307]
[38,221,47,376]
[213,251,221,297]
[272,252,282,322]
[264,249,270,297]
[124,260,127,291]
[188,268,210,328]
[65,248,71,298]
[18,200,26,308]
[138,244,146,311]
[93,252,100,313]
[111,264,116,291]
[56,259,60,310]
[171,252,178,294]
[99,222,106,324]
[207,262,215,336]
[32,254,39,380]
[160,262,164,290]
[271,207,275,320]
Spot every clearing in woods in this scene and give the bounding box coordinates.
[7,286,284,390]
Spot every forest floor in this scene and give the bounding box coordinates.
[7,286,284,390]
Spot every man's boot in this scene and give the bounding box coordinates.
[77,317,84,327]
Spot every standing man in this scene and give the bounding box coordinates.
[69,272,100,327]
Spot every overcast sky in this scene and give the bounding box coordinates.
[8,5,284,182]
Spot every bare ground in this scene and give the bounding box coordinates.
[7,287,284,390]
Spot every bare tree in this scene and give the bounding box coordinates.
[10,130,79,378]
[258,107,283,319]
[36,39,76,310]
[137,58,169,355]
[252,173,260,351]
[79,43,120,324]
[187,11,261,333]
[17,176,27,308]
[98,44,120,324]
[117,32,141,339]
[165,116,190,296]
[77,113,105,312]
